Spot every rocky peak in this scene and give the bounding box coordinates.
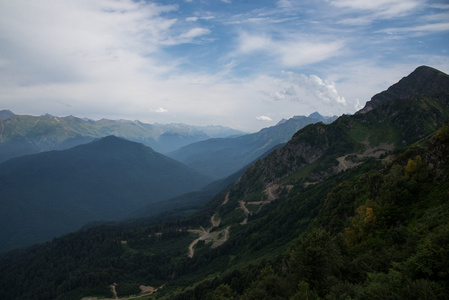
[358,66,449,114]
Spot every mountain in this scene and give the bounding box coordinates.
[0,66,448,300]
[0,136,212,252]
[168,112,337,179]
[0,114,244,162]
[358,65,449,114]
[0,109,14,120]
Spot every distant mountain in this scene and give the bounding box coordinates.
[168,112,337,179]
[0,113,244,162]
[1,66,448,300]
[0,110,14,120]
[0,136,212,252]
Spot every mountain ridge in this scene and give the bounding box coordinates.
[168,112,337,179]
[0,113,245,162]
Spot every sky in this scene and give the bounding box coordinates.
[0,0,448,132]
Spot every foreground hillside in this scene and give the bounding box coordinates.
[0,66,448,300]
[0,136,212,252]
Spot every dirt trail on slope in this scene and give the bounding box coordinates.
[83,284,162,300]
[239,201,251,216]
[188,213,228,258]
[336,155,353,171]
[237,184,293,222]
[222,192,230,205]
[336,142,395,172]
[110,284,118,299]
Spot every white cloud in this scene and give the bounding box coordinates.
[186,16,198,22]
[267,73,347,107]
[162,27,211,45]
[181,27,211,39]
[237,33,271,53]
[256,115,273,121]
[153,107,168,113]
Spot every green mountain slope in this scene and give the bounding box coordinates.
[168,113,337,179]
[0,136,212,252]
[0,66,448,300]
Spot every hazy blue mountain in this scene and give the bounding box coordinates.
[168,112,337,179]
[0,110,14,120]
[0,136,212,252]
[0,114,245,162]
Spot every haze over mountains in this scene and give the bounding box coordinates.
[0,103,337,252]
[168,112,337,179]
[0,136,212,252]
[0,66,448,299]
[0,113,245,162]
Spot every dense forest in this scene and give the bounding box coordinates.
[172,123,449,299]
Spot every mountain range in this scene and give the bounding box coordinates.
[0,65,448,300]
[168,112,337,179]
[0,113,244,162]
[0,136,212,252]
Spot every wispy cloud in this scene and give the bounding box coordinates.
[379,22,449,35]
[235,32,344,68]
[330,0,421,19]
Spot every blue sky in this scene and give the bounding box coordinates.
[1,0,448,132]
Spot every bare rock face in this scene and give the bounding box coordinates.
[358,66,449,114]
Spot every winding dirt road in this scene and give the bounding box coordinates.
[188,213,228,258]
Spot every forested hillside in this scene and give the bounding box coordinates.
[0,66,448,300]
[174,122,449,299]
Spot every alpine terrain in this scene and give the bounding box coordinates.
[0,66,448,300]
